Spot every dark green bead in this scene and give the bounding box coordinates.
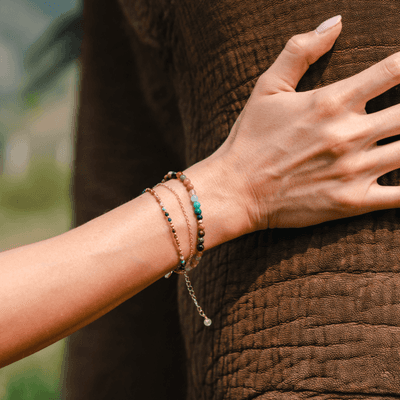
[194,208,202,215]
[196,214,203,220]
[172,229,176,233]
[168,218,172,222]
[165,212,169,216]
[197,244,204,252]
[171,172,177,179]
[198,237,204,244]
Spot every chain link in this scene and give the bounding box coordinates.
[184,270,210,321]
[156,183,194,266]
[151,173,212,327]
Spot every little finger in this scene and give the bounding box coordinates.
[365,183,400,210]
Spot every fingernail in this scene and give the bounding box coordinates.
[315,15,342,35]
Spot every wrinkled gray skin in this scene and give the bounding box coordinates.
[63,0,400,399]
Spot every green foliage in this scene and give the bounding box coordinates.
[5,370,60,400]
[0,157,71,213]
[24,91,41,109]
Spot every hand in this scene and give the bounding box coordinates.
[214,15,400,229]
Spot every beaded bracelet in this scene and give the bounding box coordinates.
[161,171,205,272]
[155,183,194,276]
[143,188,186,271]
[143,185,212,327]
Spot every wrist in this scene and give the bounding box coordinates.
[182,154,254,251]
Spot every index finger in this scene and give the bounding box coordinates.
[333,52,400,110]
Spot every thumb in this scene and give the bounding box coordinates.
[260,15,342,94]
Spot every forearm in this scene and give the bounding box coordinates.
[0,156,250,367]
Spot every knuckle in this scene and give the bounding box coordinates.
[332,191,360,211]
[382,53,400,80]
[335,158,357,178]
[285,34,310,60]
[324,131,349,157]
[334,187,365,211]
[311,90,346,119]
[319,125,358,160]
[328,177,365,211]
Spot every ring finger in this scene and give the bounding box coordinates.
[364,103,400,144]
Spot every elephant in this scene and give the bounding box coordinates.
[62,0,400,399]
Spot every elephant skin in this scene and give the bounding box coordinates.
[63,0,400,399]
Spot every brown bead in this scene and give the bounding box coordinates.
[198,230,205,237]
[198,223,205,230]
[183,178,190,186]
[177,172,183,178]
[186,183,194,190]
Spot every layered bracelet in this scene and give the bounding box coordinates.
[161,171,205,272]
[143,171,211,327]
[144,187,187,271]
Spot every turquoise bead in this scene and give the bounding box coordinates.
[194,208,202,215]
[193,201,201,209]
[191,195,199,203]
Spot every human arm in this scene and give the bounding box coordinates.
[3,15,400,367]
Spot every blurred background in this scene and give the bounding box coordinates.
[0,0,82,398]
